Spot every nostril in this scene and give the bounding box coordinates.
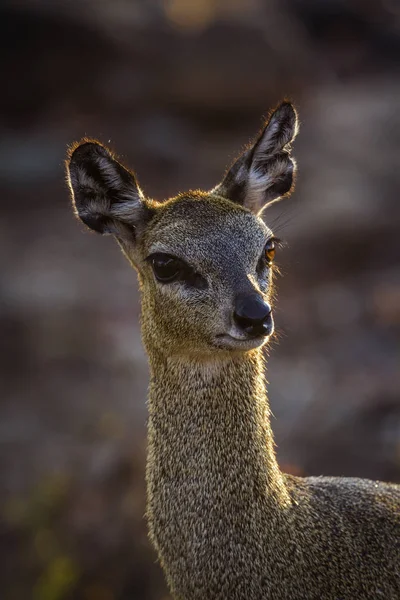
[233,293,272,333]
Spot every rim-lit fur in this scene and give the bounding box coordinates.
[66,102,400,600]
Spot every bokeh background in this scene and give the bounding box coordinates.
[1,1,400,598]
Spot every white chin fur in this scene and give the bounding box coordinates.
[213,334,268,351]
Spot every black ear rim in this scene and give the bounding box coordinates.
[264,99,298,133]
[66,137,113,165]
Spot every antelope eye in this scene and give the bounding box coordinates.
[264,239,276,264]
[150,253,182,283]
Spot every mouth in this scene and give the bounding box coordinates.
[214,332,271,351]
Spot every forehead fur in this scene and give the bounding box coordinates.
[144,192,271,263]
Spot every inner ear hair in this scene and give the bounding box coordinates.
[213,101,299,214]
[66,139,152,237]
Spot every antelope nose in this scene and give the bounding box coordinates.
[233,293,273,337]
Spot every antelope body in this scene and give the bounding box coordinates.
[67,102,400,599]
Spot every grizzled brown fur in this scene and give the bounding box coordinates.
[66,102,400,599]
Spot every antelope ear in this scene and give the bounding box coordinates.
[213,102,298,214]
[66,140,153,238]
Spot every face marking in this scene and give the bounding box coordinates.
[144,197,272,287]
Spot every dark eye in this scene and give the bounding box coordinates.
[150,253,183,283]
[264,239,276,264]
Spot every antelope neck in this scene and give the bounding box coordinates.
[147,349,290,508]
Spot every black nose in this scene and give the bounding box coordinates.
[233,293,273,337]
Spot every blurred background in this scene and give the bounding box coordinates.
[1,0,399,598]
